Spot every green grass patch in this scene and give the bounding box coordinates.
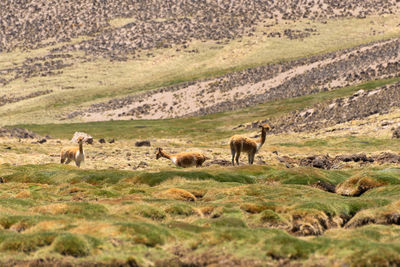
[165,204,193,216]
[52,234,91,257]
[117,222,170,247]
[0,231,57,252]
[13,77,400,141]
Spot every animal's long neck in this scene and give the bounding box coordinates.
[161,150,172,160]
[79,143,83,154]
[256,129,267,151]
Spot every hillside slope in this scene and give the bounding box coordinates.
[0,0,399,125]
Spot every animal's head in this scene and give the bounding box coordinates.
[77,136,84,144]
[259,123,272,132]
[155,147,163,159]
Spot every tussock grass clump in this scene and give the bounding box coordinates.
[240,202,276,214]
[133,204,166,221]
[52,234,90,257]
[165,204,194,216]
[94,189,120,198]
[167,221,208,233]
[264,231,317,260]
[118,222,170,247]
[0,198,35,209]
[0,232,57,252]
[159,188,197,202]
[33,202,107,219]
[212,217,247,228]
[129,188,146,194]
[336,175,387,196]
[0,164,134,185]
[264,167,349,186]
[0,215,55,231]
[259,210,289,228]
[346,200,400,228]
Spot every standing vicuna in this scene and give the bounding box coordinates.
[155,147,208,168]
[230,124,272,165]
[60,136,85,168]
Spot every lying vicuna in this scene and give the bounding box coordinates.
[60,136,85,167]
[230,124,271,165]
[155,147,208,168]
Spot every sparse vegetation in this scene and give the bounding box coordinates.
[1,1,400,265]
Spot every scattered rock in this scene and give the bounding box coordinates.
[392,126,400,139]
[138,161,148,168]
[38,138,47,144]
[98,138,106,144]
[109,139,115,144]
[299,155,333,169]
[374,152,400,164]
[135,140,151,147]
[72,132,93,144]
[0,128,41,139]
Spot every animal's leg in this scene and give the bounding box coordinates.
[250,153,254,165]
[75,160,81,168]
[235,145,241,166]
[60,156,65,164]
[230,143,236,165]
[64,158,71,164]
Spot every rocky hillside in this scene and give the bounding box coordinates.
[71,38,400,121]
[0,0,399,126]
[2,0,398,54]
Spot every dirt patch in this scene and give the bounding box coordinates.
[311,181,336,193]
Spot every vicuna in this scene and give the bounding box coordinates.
[229,124,271,165]
[60,136,85,168]
[155,147,208,168]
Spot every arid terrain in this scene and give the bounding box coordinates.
[1,0,400,266]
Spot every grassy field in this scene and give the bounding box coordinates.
[0,14,399,125]
[14,76,400,142]
[1,8,400,266]
[1,75,400,265]
[1,164,400,265]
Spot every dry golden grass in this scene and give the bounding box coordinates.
[336,175,387,196]
[31,203,69,215]
[157,188,197,202]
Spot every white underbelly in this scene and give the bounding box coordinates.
[171,157,177,165]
